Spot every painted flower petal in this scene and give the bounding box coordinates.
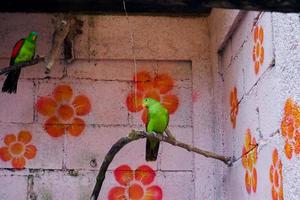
[245,171,251,194]
[135,165,156,185]
[144,89,160,102]
[272,149,278,165]
[230,114,236,129]
[259,26,264,44]
[255,61,260,75]
[12,156,26,169]
[144,185,163,200]
[24,145,37,160]
[281,118,288,137]
[53,85,73,103]
[108,187,126,200]
[58,104,74,121]
[4,134,16,145]
[274,170,279,188]
[260,46,264,64]
[18,131,32,144]
[245,129,252,150]
[154,74,174,94]
[134,71,154,91]
[269,165,274,183]
[128,183,144,200]
[114,165,134,186]
[284,142,293,159]
[254,26,259,42]
[252,168,257,193]
[0,147,12,161]
[294,131,300,154]
[252,46,256,62]
[66,118,85,137]
[241,147,248,169]
[36,96,57,117]
[126,92,144,112]
[44,116,65,137]
[279,184,284,200]
[142,109,148,125]
[72,95,91,116]
[162,94,179,114]
[272,186,278,200]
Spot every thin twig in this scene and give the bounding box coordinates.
[90,130,231,200]
[0,57,45,76]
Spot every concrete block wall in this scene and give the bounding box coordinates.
[210,10,300,200]
[0,14,215,200]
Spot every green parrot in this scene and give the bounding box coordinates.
[2,32,38,93]
[143,97,169,161]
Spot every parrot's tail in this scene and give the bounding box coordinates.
[2,69,21,94]
[146,139,160,161]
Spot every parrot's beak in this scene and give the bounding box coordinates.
[32,36,37,41]
[142,102,146,108]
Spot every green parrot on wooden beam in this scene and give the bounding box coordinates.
[143,97,169,161]
[2,31,38,93]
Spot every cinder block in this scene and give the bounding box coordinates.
[157,61,192,81]
[0,123,64,169]
[231,11,260,56]
[33,171,103,200]
[244,12,274,93]
[233,88,259,158]
[156,171,194,200]
[0,175,28,200]
[160,127,193,171]
[73,16,90,60]
[65,126,157,170]
[0,13,53,58]
[221,38,233,70]
[67,60,157,81]
[0,80,34,123]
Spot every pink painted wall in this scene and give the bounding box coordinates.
[0,14,214,199]
[209,10,300,200]
[1,10,299,200]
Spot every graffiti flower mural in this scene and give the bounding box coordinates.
[108,164,162,200]
[252,25,265,75]
[0,131,37,169]
[270,149,284,200]
[37,85,91,137]
[126,71,179,124]
[281,98,300,159]
[242,129,258,194]
[230,86,239,129]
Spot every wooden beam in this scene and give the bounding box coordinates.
[0,0,299,15]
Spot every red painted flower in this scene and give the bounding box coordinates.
[126,71,179,124]
[270,149,284,200]
[0,131,37,169]
[252,25,265,75]
[108,165,163,200]
[242,129,258,194]
[36,85,91,137]
[281,98,300,159]
[230,86,239,129]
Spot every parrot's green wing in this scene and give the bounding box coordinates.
[145,103,169,161]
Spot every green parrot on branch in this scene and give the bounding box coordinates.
[143,97,169,161]
[2,32,38,93]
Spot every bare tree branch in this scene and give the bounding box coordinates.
[0,57,45,76]
[90,130,232,200]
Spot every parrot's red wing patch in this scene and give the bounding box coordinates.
[10,39,24,65]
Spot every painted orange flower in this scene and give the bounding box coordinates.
[36,85,91,137]
[281,98,300,159]
[270,149,284,200]
[108,164,163,200]
[126,71,179,124]
[242,129,258,194]
[0,131,37,169]
[252,25,264,75]
[230,86,239,129]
